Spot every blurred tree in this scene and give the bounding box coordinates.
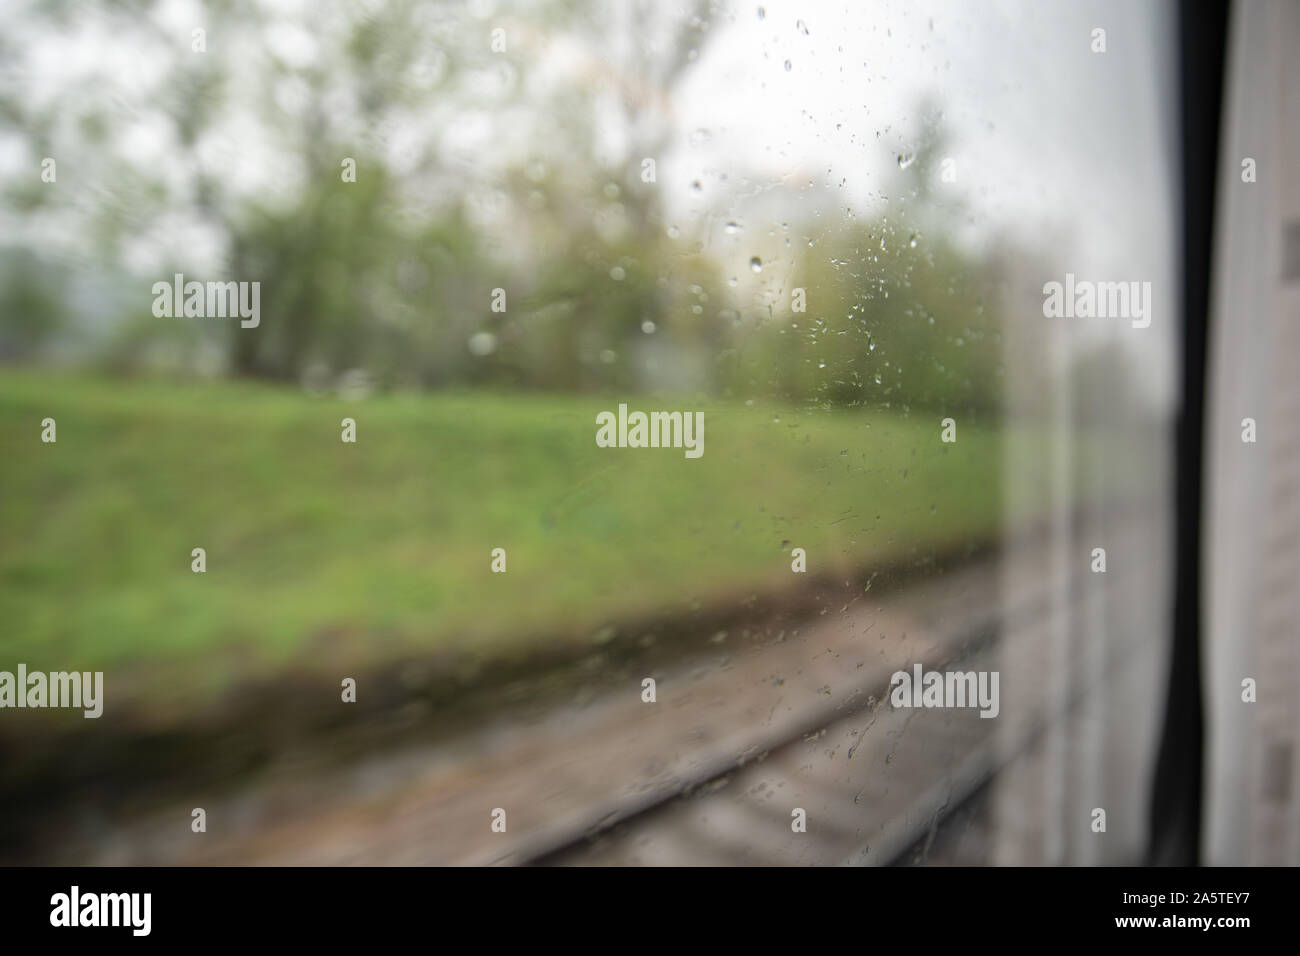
[0,251,70,361]
[0,1,1028,414]
[725,102,1006,416]
[1,0,723,390]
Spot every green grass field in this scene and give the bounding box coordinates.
[1,371,1025,708]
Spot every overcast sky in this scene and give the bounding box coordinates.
[660,0,1179,406]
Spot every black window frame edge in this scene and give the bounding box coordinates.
[1146,0,1230,867]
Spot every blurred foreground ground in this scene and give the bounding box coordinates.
[21,500,1162,866]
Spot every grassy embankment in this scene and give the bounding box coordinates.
[1,371,1063,715]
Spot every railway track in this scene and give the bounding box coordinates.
[31,507,1167,866]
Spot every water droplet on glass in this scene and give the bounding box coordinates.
[908,233,919,248]
[783,59,792,71]
[757,6,765,20]
[897,152,915,169]
[666,225,680,239]
[796,19,810,35]
[750,256,763,273]
[609,265,626,280]
[467,331,497,356]
[641,320,656,334]
[725,221,741,234]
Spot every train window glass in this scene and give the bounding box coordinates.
[0,0,1178,864]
